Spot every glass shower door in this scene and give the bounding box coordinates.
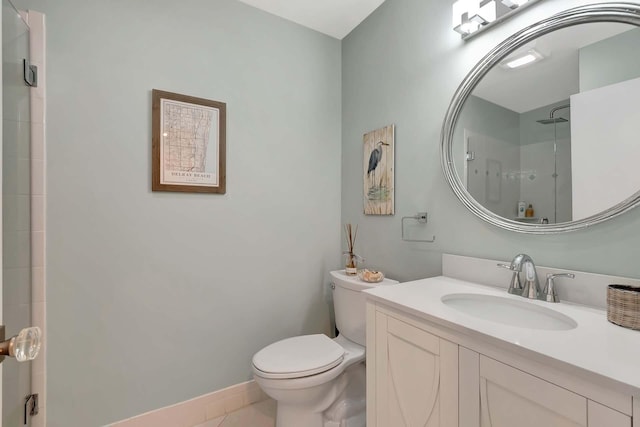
[3,0,34,424]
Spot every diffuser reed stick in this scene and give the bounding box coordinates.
[345,223,358,254]
[344,223,359,275]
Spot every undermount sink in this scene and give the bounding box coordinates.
[441,293,578,331]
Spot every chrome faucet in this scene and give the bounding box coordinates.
[497,254,540,299]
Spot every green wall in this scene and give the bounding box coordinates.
[341,0,640,282]
[453,95,520,176]
[10,0,342,425]
[580,27,640,92]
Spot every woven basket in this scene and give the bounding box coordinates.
[607,284,640,330]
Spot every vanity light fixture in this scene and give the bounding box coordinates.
[457,20,481,36]
[501,0,529,9]
[500,49,544,69]
[453,0,495,35]
[471,1,497,25]
[452,0,473,35]
[453,0,541,39]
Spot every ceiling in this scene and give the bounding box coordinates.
[236,0,387,39]
[473,23,633,113]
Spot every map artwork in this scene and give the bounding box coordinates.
[160,99,219,187]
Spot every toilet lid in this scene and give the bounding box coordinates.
[252,334,345,379]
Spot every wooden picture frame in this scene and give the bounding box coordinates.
[152,89,226,193]
[364,124,395,215]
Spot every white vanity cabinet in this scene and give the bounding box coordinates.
[367,302,635,427]
[367,308,458,427]
[463,350,631,427]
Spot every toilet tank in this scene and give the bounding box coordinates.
[330,270,398,346]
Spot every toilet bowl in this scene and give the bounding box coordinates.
[252,270,398,427]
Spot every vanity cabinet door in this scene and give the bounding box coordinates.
[479,356,587,427]
[587,400,631,427]
[373,312,458,427]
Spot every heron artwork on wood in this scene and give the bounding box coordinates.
[363,124,395,215]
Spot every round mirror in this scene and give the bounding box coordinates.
[441,3,640,233]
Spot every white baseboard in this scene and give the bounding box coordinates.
[110,380,268,427]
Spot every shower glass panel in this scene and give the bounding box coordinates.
[2,0,33,424]
[521,104,572,224]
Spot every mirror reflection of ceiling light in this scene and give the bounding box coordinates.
[501,49,544,69]
[453,0,539,39]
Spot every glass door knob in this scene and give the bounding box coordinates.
[0,326,42,362]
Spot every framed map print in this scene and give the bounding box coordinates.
[152,89,226,193]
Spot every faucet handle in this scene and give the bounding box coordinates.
[497,263,523,295]
[543,273,575,303]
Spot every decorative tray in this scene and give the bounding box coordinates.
[358,269,385,283]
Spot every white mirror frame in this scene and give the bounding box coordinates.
[441,2,640,234]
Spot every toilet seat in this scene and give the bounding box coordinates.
[252,334,345,379]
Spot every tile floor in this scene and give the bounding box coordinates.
[193,399,276,427]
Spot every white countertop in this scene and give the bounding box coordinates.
[365,276,640,393]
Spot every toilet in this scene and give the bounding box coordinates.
[252,270,398,427]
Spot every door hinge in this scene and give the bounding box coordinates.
[466,151,475,161]
[23,59,38,87]
[24,393,39,425]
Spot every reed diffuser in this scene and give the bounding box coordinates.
[344,223,360,275]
